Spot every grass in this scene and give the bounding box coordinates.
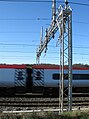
[0,110,89,119]
[61,110,89,119]
[0,112,59,119]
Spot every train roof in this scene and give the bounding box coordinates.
[0,64,89,70]
[0,64,26,69]
[32,64,89,70]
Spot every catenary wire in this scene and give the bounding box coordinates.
[0,0,63,3]
[0,43,89,49]
[0,0,89,7]
[0,1,89,61]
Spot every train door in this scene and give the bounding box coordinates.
[15,69,26,93]
[26,68,33,92]
[32,69,44,93]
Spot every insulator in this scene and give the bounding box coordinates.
[65,0,68,5]
[65,0,68,9]
[52,0,56,23]
[52,31,55,39]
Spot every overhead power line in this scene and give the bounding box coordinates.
[0,54,89,58]
[0,43,39,47]
[0,18,51,21]
[69,1,89,7]
[0,0,63,3]
[0,0,89,7]
[73,21,89,25]
[1,43,89,49]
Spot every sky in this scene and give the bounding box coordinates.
[0,0,89,65]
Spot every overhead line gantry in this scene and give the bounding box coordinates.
[36,0,72,114]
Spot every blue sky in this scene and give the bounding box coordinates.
[0,0,89,65]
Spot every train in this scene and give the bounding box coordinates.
[0,64,89,96]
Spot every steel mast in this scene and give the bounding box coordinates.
[58,0,72,113]
[36,0,72,113]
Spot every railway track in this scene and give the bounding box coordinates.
[0,93,89,111]
[0,101,89,107]
[0,98,58,107]
[1,92,89,98]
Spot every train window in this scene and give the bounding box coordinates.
[35,71,41,80]
[73,74,80,79]
[53,74,89,80]
[53,74,68,80]
[53,74,60,80]
[73,74,89,79]
[64,74,68,79]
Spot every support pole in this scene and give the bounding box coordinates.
[57,4,72,113]
[68,11,72,111]
[59,10,64,113]
[36,0,72,113]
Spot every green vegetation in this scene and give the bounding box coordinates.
[0,112,59,119]
[1,110,89,119]
[61,110,89,119]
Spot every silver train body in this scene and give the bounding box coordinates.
[0,64,89,95]
[0,65,28,94]
[32,65,89,94]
